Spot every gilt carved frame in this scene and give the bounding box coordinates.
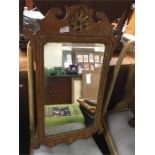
[24,4,116,148]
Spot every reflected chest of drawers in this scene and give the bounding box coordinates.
[45,76,72,104]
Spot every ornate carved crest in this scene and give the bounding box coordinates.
[69,7,90,32]
[24,4,115,43]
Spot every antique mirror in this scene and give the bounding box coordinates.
[24,4,116,148]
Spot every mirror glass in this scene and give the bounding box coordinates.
[44,42,105,136]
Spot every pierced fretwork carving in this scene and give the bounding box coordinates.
[69,7,90,32]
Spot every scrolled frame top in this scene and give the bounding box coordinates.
[24,4,115,42]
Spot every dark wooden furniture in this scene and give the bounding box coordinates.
[45,76,72,104]
[19,72,30,155]
[19,51,30,155]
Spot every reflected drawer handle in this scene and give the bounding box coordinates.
[48,82,56,86]
[49,91,57,94]
[19,84,23,88]
[48,94,56,97]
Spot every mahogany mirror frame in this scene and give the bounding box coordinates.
[24,4,116,148]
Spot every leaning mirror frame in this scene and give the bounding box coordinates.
[24,4,116,148]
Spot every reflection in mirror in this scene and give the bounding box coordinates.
[44,42,105,136]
